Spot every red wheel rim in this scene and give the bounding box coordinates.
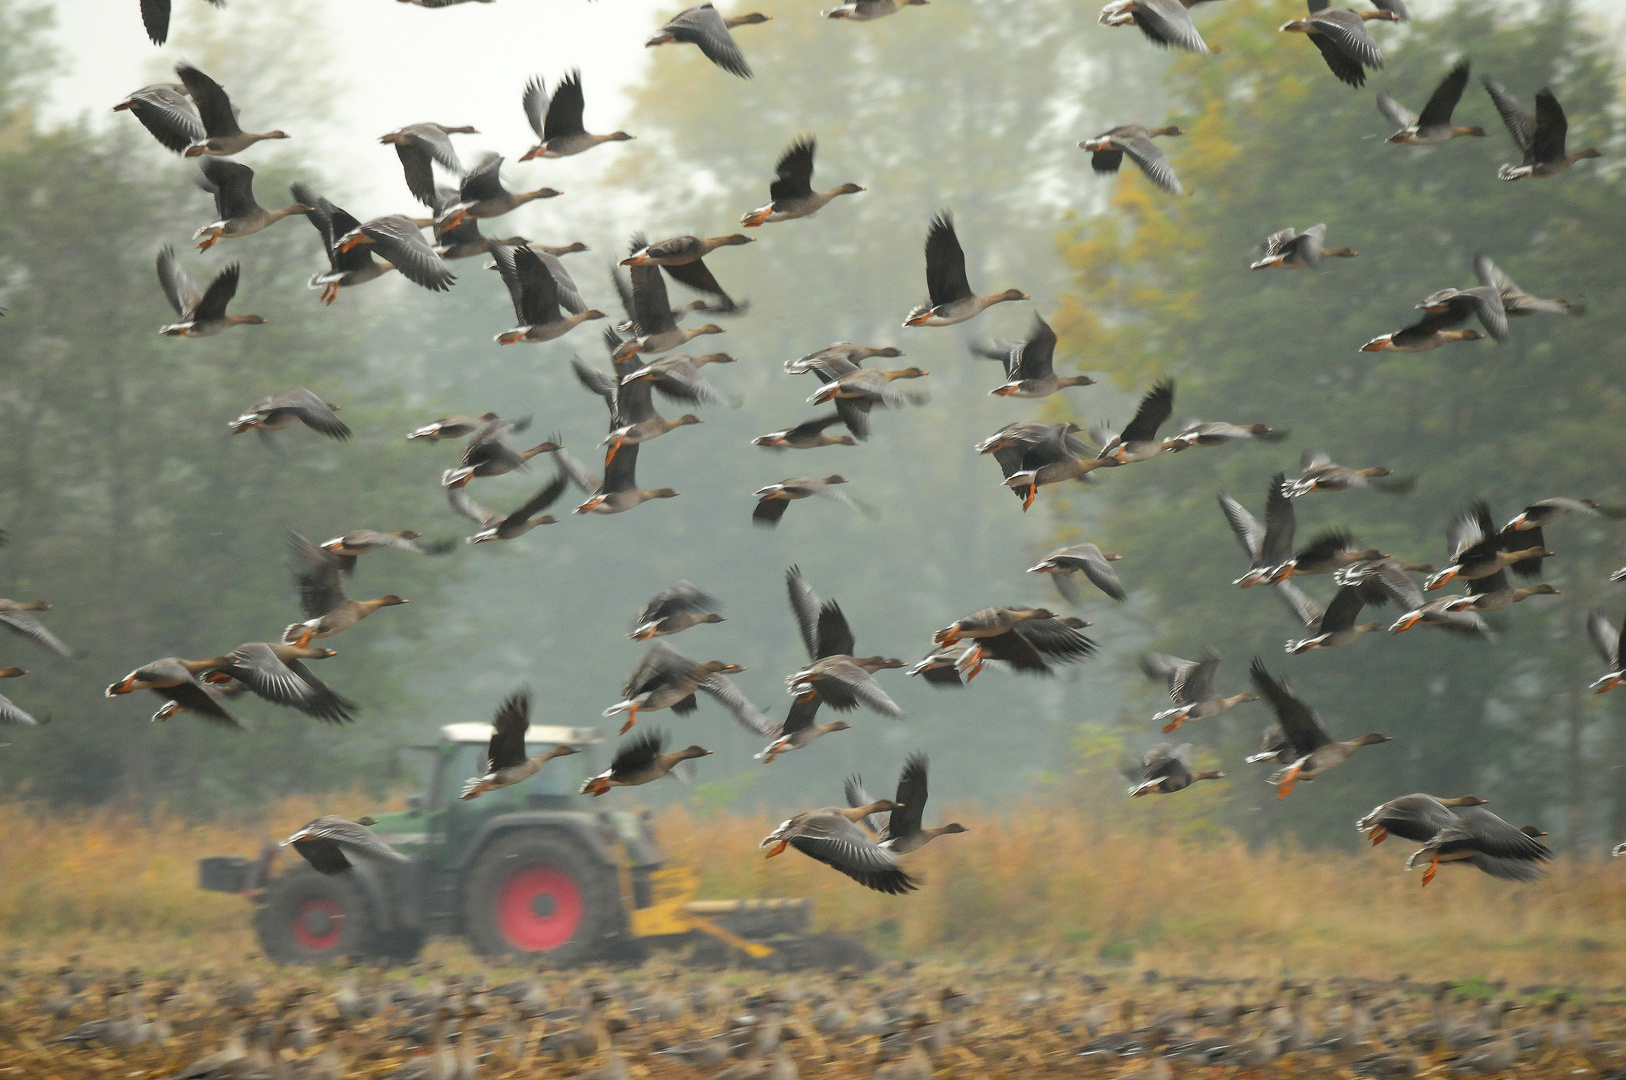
[293,897,344,951]
[496,866,583,951]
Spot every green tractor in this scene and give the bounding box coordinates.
[199,722,869,971]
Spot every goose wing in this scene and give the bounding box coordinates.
[487,689,532,771]
[192,263,241,323]
[1249,658,1330,754]
[787,813,918,894]
[923,211,971,307]
[156,245,202,317]
[1417,61,1470,129]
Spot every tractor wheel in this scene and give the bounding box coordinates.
[254,865,374,965]
[461,832,623,964]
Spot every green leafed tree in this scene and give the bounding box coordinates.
[0,1,458,811]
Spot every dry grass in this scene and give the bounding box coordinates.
[3,795,1624,983]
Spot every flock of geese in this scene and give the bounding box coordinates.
[2,0,1615,904]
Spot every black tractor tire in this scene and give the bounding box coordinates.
[461,831,623,964]
[254,865,375,965]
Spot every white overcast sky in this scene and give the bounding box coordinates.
[41,0,677,202]
[38,0,1626,203]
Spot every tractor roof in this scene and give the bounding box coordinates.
[440,723,603,747]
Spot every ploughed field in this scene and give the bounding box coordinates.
[4,946,1625,1080]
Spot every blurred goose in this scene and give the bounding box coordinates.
[113,82,203,153]
[976,314,1091,398]
[1249,224,1356,269]
[752,697,852,763]
[175,62,288,157]
[1095,378,1176,464]
[320,530,435,572]
[1219,480,1295,587]
[1414,284,1508,343]
[1245,725,1292,765]
[1278,1,1400,89]
[140,1,224,46]
[907,642,980,688]
[978,421,1099,510]
[1357,794,1547,883]
[742,137,864,226]
[646,4,768,80]
[1587,609,1625,695]
[1473,252,1583,317]
[601,641,761,733]
[1360,308,1485,352]
[760,801,916,894]
[459,690,579,799]
[448,469,570,543]
[409,414,501,441]
[782,566,903,717]
[0,599,72,658]
[436,153,561,228]
[846,754,965,852]
[282,817,409,875]
[807,365,929,408]
[491,243,603,343]
[621,354,738,409]
[583,729,712,794]
[753,414,857,449]
[786,343,904,373]
[903,211,1027,327]
[1098,0,1218,54]
[1250,658,1390,796]
[574,353,703,462]
[379,123,477,207]
[1505,498,1621,553]
[615,254,725,355]
[1441,572,1557,614]
[192,158,309,250]
[629,583,724,640]
[931,606,1094,680]
[1482,77,1600,180]
[293,186,397,304]
[1163,419,1285,451]
[203,641,355,723]
[1284,583,1386,654]
[1424,501,1548,590]
[1027,543,1125,604]
[1286,450,1412,496]
[156,247,262,336]
[1362,559,1491,637]
[825,0,928,18]
[230,389,350,442]
[106,658,243,728]
[1129,743,1224,797]
[520,71,633,160]
[1080,125,1183,196]
[560,443,679,515]
[0,668,38,726]
[1378,62,1484,144]
[281,530,408,648]
[1140,651,1257,732]
[620,233,750,312]
[753,475,864,528]
[333,214,455,294]
[441,414,559,487]
[1266,529,1383,583]
[434,220,514,263]
[1404,802,1551,886]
